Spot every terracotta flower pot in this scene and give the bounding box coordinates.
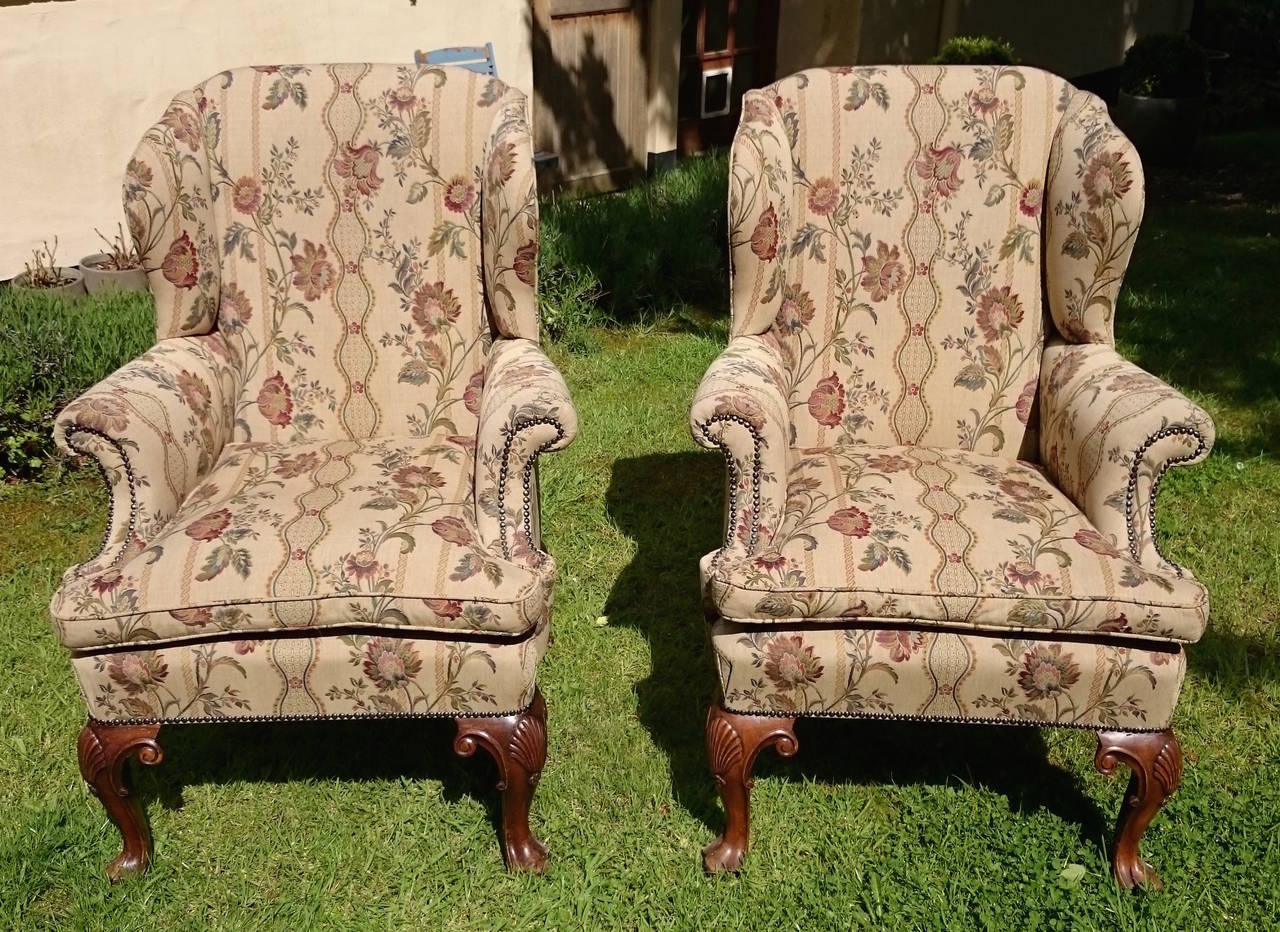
[80,253,148,294]
[11,266,86,300]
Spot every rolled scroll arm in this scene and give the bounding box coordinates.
[475,338,578,562]
[1040,340,1214,574]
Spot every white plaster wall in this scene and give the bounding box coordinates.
[0,0,533,277]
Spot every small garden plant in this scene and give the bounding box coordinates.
[932,35,1018,66]
[19,239,74,289]
[83,223,141,271]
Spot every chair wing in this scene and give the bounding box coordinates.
[122,87,221,339]
[1045,88,1147,345]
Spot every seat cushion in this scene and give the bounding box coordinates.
[703,446,1207,643]
[52,437,553,650]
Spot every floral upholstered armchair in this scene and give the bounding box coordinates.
[692,66,1214,887]
[52,64,576,877]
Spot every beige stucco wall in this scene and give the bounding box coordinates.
[0,0,532,278]
[776,0,944,77]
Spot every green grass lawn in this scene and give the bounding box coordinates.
[2,133,1278,929]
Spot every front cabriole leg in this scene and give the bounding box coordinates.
[702,701,798,873]
[77,720,164,881]
[1095,729,1183,889]
[454,688,549,873]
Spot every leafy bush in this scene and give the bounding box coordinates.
[539,153,728,337]
[932,35,1019,66]
[0,287,152,478]
[1121,33,1210,98]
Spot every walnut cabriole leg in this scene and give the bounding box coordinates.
[702,702,798,873]
[1095,728,1183,889]
[454,688,549,873]
[77,720,164,881]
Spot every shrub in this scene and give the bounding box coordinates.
[932,35,1019,66]
[0,287,152,479]
[1121,33,1210,98]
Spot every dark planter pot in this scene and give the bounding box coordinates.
[1113,91,1205,166]
[80,253,148,294]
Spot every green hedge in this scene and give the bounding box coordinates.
[0,287,152,478]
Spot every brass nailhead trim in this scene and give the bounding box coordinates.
[697,413,763,556]
[718,700,1170,734]
[1124,426,1207,575]
[497,415,564,560]
[63,425,140,573]
[89,703,535,727]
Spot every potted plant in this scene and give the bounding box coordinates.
[11,239,85,300]
[932,35,1018,66]
[1114,33,1210,164]
[80,224,147,294]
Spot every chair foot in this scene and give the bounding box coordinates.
[702,702,798,873]
[454,689,549,873]
[77,720,164,881]
[1095,729,1183,889]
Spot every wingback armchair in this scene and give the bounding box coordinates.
[692,66,1214,887]
[52,64,576,877]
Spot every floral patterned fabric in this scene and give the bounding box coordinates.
[696,66,1212,730]
[55,65,575,723]
[481,89,541,340]
[122,63,538,445]
[52,437,554,649]
[1045,89,1145,344]
[1040,340,1215,575]
[75,623,547,722]
[703,445,1207,643]
[732,66,1072,455]
[728,92,795,337]
[124,88,222,338]
[712,621,1184,731]
[54,336,240,577]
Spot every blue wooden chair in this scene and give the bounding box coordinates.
[414,43,497,76]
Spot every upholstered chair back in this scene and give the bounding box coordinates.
[124,64,539,444]
[729,65,1144,457]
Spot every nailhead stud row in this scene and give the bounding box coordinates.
[497,415,565,560]
[1124,426,1207,575]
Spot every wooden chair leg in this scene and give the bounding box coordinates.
[702,702,798,873]
[1095,729,1183,889]
[77,720,164,882]
[454,688,549,873]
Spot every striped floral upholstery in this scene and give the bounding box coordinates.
[53,64,576,722]
[694,66,1213,730]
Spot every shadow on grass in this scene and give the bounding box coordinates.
[130,718,510,847]
[1186,624,1280,692]
[604,452,1111,850]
